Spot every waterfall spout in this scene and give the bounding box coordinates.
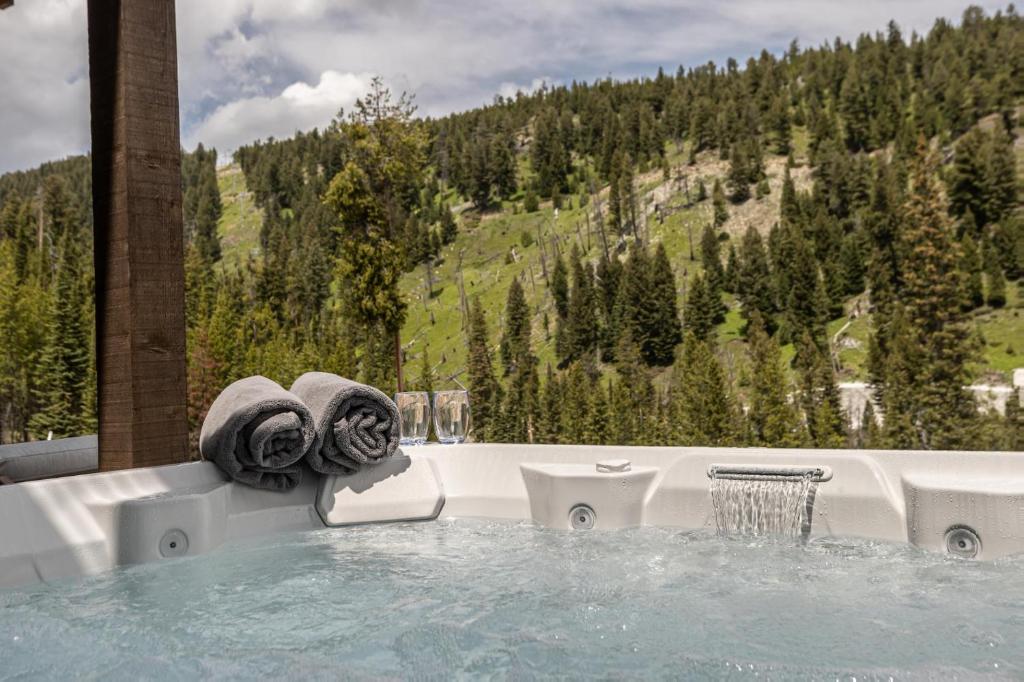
[709,465,820,537]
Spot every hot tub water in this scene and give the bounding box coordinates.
[2,520,1023,679]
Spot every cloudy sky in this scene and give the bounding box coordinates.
[0,0,1011,173]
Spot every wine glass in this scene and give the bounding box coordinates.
[394,391,430,445]
[433,390,471,444]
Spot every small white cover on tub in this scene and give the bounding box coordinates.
[316,454,444,526]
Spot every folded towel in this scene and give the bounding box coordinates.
[289,372,401,475]
[199,376,315,491]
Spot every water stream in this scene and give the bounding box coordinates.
[710,471,815,536]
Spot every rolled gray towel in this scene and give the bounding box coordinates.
[199,376,315,491]
[290,372,401,475]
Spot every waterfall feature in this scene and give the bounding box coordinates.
[709,466,821,537]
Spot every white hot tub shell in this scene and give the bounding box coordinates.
[2,444,1023,590]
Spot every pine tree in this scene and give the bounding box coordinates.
[29,238,91,439]
[736,226,775,334]
[551,253,569,320]
[612,244,651,362]
[323,78,426,389]
[467,297,502,440]
[560,362,594,444]
[499,277,530,375]
[699,224,727,322]
[610,330,655,444]
[564,250,599,362]
[415,346,435,393]
[596,255,623,359]
[712,179,729,227]
[523,187,539,213]
[780,225,829,346]
[723,243,740,293]
[745,313,806,447]
[683,273,715,344]
[490,134,518,200]
[882,140,977,449]
[727,143,752,203]
[585,379,612,445]
[795,333,846,448]
[440,203,457,244]
[671,333,738,445]
[618,152,638,238]
[645,243,684,366]
[959,233,984,309]
[986,257,1007,308]
[537,364,563,443]
[839,230,866,296]
[879,306,924,448]
[186,325,223,454]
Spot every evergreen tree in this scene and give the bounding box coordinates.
[736,226,775,334]
[537,364,563,444]
[699,224,727,322]
[671,332,738,445]
[986,257,1007,308]
[440,203,457,244]
[564,250,600,362]
[499,277,530,376]
[610,330,656,444]
[523,187,539,213]
[490,134,518,200]
[618,152,638,238]
[882,141,977,449]
[467,297,502,440]
[780,225,829,346]
[323,78,426,390]
[646,243,684,366]
[723,242,740,293]
[683,273,715,344]
[560,362,594,444]
[596,254,623,359]
[795,333,846,448]
[29,239,91,438]
[712,179,729,227]
[727,144,752,202]
[746,313,806,447]
[585,379,612,445]
[551,253,569,320]
[959,232,983,309]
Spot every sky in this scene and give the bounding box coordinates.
[0,0,1012,174]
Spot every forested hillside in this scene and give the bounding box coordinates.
[1,5,1022,451]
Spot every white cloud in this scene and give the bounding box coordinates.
[0,0,89,173]
[0,0,1015,173]
[183,70,371,159]
[497,78,557,101]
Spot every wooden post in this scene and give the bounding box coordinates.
[88,0,188,469]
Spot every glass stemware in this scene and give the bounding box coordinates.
[432,390,471,444]
[394,391,430,445]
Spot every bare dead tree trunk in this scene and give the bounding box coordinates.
[457,250,469,330]
[394,331,404,392]
[593,196,610,261]
[538,226,549,283]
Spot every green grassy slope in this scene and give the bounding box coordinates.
[216,164,262,269]
[216,128,1023,389]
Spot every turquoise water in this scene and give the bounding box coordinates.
[3,520,1024,680]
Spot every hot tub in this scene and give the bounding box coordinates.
[2,444,1024,677]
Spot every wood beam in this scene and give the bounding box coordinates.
[88,0,188,470]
